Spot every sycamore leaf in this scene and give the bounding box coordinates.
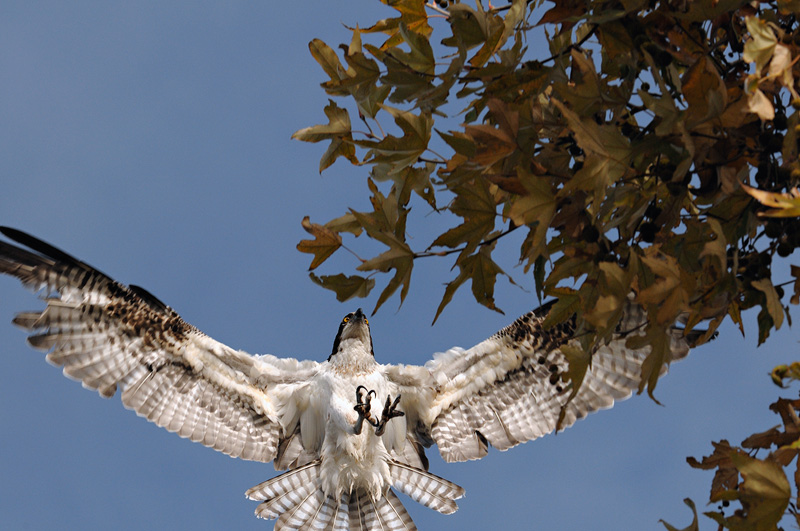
[552,98,632,206]
[638,253,689,324]
[687,440,741,500]
[698,218,727,269]
[660,499,699,531]
[308,38,346,81]
[507,166,556,253]
[309,273,375,302]
[676,0,749,22]
[361,105,432,173]
[467,4,505,68]
[752,278,784,331]
[325,212,363,236]
[361,0,432,50]
[741,184,800,217]
[436,129,476,158]
[747,86,775,121]
[555,343,591,430]
[356,233,414,314]
[463,124,516,167]
[743,17,777,73]
[625,323,672,401]
[431,177,497,252]
[768,44,796,97]
[350,179,407,241]
[682,56,727,125]
[389,22,435,74]
[729,453,791,528]
[771,362,800,387]
[790,265,800,305]
[433,243,511,323]
[541,288,580,330]
[583,293,624,332]
[296,216,342,270]
[292,100,357,172]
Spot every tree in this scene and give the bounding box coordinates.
[294,0,800,528]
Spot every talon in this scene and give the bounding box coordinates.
[375,394,405,436]
[354,386,377,424]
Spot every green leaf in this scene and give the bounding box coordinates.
[309,273,375,302]
[296,216,343,270]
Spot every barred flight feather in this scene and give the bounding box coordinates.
[389,460,464,515]
[423,298,705,462]
[1,227,715,529]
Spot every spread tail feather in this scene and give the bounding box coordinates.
[246,461,418,530]
[389,460,465,515]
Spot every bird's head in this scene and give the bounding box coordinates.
[328,308,374,361]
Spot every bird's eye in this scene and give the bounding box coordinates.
[343,316,350,323]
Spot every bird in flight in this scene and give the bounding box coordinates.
[0,227,703,530]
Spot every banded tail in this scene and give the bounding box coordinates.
[245,460,465,530]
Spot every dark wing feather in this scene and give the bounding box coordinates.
[0,227,317,463]
[398,299,702,463]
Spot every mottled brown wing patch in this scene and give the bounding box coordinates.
[0,227,283,463]
[428,299,697,462]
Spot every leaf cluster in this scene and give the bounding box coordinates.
[662,395,800,531]
[294,0,800,525]
[296,0,799,375]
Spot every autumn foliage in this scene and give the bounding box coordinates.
[294,0,800,527]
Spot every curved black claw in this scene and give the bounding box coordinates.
[374,394,405,436]
[354,385,377,426]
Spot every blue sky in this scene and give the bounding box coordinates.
[0,3,796,530]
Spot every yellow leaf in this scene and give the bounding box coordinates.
[747,87,775,121]
[730,453,791,527]
[743,17,777,73]
[769,44,799,99]
[741,184,800,217]
[698,218,727,268]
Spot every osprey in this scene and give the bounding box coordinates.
[0,227,701,530]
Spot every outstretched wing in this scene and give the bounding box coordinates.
[389,300,700,463]
[0,227,318,463]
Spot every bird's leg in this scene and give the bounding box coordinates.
[353,385,376,435]
[373,394,404,436]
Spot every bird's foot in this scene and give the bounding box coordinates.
[353,385,376,434]
[353,386,404,436]
[374,394,404,436]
